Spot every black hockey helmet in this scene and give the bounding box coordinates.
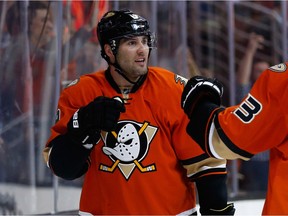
[97,9,154,62]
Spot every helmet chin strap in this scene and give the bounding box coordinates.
[111,59,144,85]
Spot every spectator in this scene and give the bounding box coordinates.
[0,1,57,183]
[236,33,269,101]
[236,32,270,192]
[174,44,201,78]
[0,0,104,184]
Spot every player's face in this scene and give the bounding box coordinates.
[116,36,149,82]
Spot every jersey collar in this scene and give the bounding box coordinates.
[105,68,147,93]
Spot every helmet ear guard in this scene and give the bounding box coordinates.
[100,39,119,63]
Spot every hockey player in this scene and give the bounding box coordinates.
[181,63,288,215]
[43,9,235,215]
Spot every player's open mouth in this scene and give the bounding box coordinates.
[135,58,145,66]
[135,58,145,62]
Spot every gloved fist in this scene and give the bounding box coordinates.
[181,76,223,118]
[67,96,126,146]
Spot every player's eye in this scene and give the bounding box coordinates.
[142,38,148,45]
[127,40,137,46]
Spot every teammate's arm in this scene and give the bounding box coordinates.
[181,63,288,159]
[46,96,125,180]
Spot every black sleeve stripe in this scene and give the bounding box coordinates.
[190,168,227,180]
[181,153,209,166]
[181,153,227,180]
[214,112,254,159]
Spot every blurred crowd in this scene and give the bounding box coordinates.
[0,0,108,185]
[0,0,284,195]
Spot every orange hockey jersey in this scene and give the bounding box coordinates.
[206,63,288,215]
[44,67,227,215]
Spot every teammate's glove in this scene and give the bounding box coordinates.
[67,96,125,148]
[201,203,235,215]
[181,76,224,152]
[181,76,223,119]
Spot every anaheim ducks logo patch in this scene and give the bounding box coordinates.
[269,63,286,72]
[175,74,187,86]
[100,120,158,180]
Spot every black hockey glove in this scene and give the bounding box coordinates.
[181,76,224,152]
[197,174,235,216]
[181,76,223,119]
[67,96,125,148]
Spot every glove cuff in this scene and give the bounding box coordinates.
[66,128,101,148]
[67,107,101,147]
[186,101,222,149]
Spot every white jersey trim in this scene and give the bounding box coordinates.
[79,210,93,215]
[208,121,223,159]
[79,207,197,215]
[177,207,197,215]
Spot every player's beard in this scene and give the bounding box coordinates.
[119,61,148,82]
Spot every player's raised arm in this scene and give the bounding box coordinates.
[181,63,288,160]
